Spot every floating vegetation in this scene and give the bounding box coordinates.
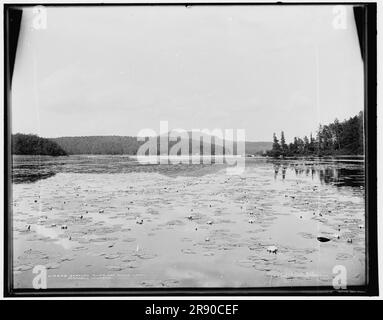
[104,254,120,260]
[12,156,365,288]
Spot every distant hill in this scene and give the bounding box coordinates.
[53,136,140,155]
[52,134,223,155]
[12,134,67,156]
[52,135,272,155]
[245,141,273,155]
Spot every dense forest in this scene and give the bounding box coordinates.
[12,134,67,156]
[53,135,272,155]
[53,136,141,155]
[267,111,364,157]
[12,133,272,156]
[53,135,221,155]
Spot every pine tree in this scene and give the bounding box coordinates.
[280,131,288,155]
[309,133,315,153]
[271,132,281,157]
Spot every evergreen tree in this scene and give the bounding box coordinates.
[280,131,288,155]
[268,133,281,157]
[309,133,315,153]
[316,125,323,154]
[303,136,310,154]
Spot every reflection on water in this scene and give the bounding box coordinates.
[271,159,364,188]
[12,155,364,189]
[12,154,366,288]
[12,155,227,183]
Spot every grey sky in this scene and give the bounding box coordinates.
[12,5,363,142]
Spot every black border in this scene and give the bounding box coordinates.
[3,2,378,297]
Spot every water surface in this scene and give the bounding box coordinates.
[12,155,365,288]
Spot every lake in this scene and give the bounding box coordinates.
[11,155,365,288]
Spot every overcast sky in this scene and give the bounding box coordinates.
[12,5,363,142]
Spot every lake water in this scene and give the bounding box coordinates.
[11,155,365,288]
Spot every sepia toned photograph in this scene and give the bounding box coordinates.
[4,2,377,296]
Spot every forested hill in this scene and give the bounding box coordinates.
[244,141,273,155]
[52,135,272,155]
[10,133,272,156]
[12,134,68,156]
[53,136,142,155]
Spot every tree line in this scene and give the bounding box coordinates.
[12,134,67,156]
[12,134,230,156]
[52,136,142,155]
[53,135,231,155]
[266,111,364,157]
